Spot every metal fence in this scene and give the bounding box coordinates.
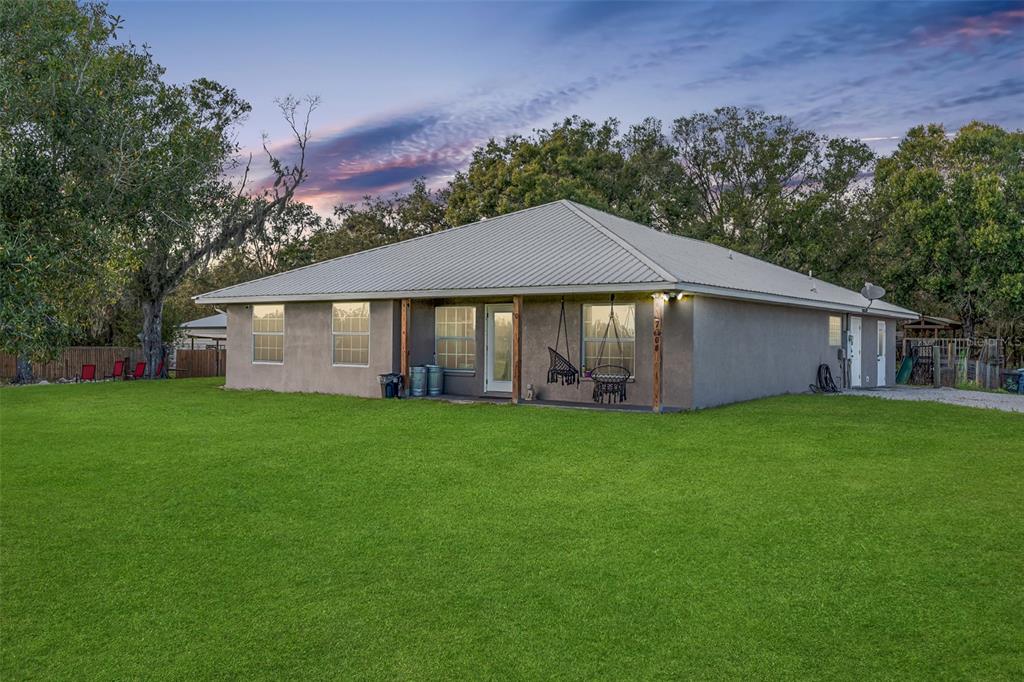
[900,337,1006,389]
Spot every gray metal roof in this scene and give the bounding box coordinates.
[196,200,917,318]
[180,312,227,329]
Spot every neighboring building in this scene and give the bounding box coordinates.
[178,312,227,349]
[195,200,916,410]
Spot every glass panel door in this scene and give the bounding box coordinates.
[485,304,513,393]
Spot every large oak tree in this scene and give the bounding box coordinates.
[873,122,1024,338]
[1,0,159,381]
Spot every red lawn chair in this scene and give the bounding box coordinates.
[104,359,125,381]
[153,359,164,379]
[127,362,146,380]
[78,364,96,382]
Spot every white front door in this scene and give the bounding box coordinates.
[485,304,513,393]
[848,316,863,387]
[876,320,887,387]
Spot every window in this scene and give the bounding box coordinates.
[252,304,284,363]
[332,302,370,366]
[828,315,842,346]
[583,303,636,375]
[435,306,476,370]
[877,321,886,355]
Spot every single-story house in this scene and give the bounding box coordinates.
[177,312,227,349]
[195,200,917,410]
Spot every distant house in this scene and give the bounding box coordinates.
[178,312,227,349]
[195,200,916,410]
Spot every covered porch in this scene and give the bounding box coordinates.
[397,291,691,413]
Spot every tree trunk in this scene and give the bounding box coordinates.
[14,355,33,384]
[140,297,166,378]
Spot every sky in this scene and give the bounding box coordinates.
[109,0,1024,213]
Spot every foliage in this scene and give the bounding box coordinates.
[445,116,692,230]
[0,0,160,365]
[873,122,1024,336]
[3,380,1023,678]
[671,106,876,284]
[320,178,451,256]
[114,75,315,375]
[160,201,329,335]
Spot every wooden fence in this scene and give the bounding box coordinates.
[175,348,226,378]
[0,347,145,381]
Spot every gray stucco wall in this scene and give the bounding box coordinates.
[691,299,900,408]
[691,297,847,409]
[225,301,397,397]
[221,294,898,410]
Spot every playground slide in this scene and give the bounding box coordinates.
[896,356,913,384]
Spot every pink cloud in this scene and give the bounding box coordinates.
[913,8,1024,49]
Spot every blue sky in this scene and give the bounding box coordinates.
[110,0,1024,212]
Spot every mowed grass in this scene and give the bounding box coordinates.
[1,379,1022,680]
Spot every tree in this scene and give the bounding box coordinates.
[320,178,450,257]
[671,107,875,284]
[444,116,691,229]
[873,122,1024,337]
[160,200,329,336]
[0,0,161,381]
[124,83,316,376]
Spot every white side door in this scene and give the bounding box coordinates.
[876,320,887,387]
[848,316,862,387]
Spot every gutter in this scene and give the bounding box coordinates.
[194,280,918,319]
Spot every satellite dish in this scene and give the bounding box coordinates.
[860,282,886,311]
[861,283,885,300]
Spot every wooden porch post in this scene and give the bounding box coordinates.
[401,299,411,395]
[652,295,664,413]
[512,295,523,404]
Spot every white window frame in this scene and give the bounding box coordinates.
[252,304,285,364]
[828,315,842,347]
[331,302,371,367]
[435,305,476,372]
[581,302,637,377]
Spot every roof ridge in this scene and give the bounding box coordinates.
[195,200,571,301]
[560,200,677,283]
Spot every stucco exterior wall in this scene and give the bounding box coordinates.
[220,294,897,410]
[662,296,694,410]
[690,298,901,408]
[691,297,847,409]
[225,301,397,397]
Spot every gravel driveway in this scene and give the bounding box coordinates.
[842,386,1024,413]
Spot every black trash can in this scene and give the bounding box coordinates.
[378,373,404,398]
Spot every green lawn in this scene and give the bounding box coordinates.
[2,379,1022,679]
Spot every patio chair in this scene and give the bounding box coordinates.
[127,362,146,380]
[588,295,630,403]
[546,297,579,386]
[77,364,97,383]
[104,359,125,381]
[590,365,630,403]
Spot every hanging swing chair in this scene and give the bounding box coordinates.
[547,297,580,386]
[590,295,631,404]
